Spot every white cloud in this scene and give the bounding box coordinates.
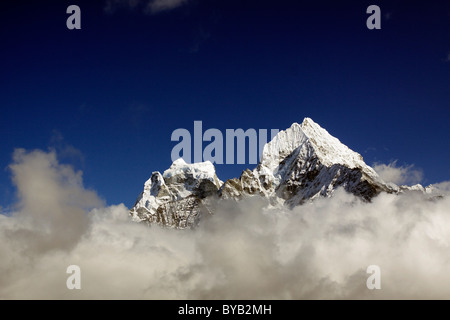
[373,161,423,185]
[431,181,450,193]
[0,149,449,299]
[6,149,103,253]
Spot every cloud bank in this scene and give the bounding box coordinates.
[0,149,449,299]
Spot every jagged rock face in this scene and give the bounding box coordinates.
[219,169,268,199]
[130,159,221,228]
[154,196,211,229]
[131,117,421,229]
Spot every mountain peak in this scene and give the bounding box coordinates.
[300,116,314,127]
[171,158,187,166]
[163,158,220,185]
[301,118,362,166]
[260,117,374,174]
[299,119,380,180]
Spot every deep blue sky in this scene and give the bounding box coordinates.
[0,0,449,208]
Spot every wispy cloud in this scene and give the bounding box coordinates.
[146,0,188,14]
[49,130,85,168]
[126,101,150,127]
[189,26,211,53]
[445,52,450,62]
[373,160,423,186]
[104,0,189,14]
[384,12,393,21]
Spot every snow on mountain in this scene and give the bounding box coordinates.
[257,118,381,184]
[131,117,425,229]
[163,158,222,185]
[221,117,393,207]
[130,158,222,228]
[301,118,380,180]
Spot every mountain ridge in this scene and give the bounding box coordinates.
[130,117,432,228]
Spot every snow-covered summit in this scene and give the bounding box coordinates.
[163,158,222,186]
[301,117,362,167]
[259,117,379,180]
[301,118,380,181]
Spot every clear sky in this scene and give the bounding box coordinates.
[0,0,448,209]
